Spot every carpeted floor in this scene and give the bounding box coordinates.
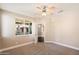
[1,43,79,55]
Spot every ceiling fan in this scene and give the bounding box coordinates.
[36,5,63,16]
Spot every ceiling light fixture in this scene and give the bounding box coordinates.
[42,12,46,16]
[36,5,63,16]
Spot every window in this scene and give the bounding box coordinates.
[15,18,32,35]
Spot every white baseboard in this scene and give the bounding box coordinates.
[0,41,79,52]
[45,41,79,51]
[45,41,53,43]
[0,41,33,52]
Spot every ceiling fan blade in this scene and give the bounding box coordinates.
[47,6,56,13]
[36,7,42,10]
[58,10,63,13]
[48,6,56,9]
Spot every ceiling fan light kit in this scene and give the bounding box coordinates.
[36,5,63,16]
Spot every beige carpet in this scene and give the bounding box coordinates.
[1,43,79,55]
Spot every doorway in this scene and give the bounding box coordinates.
[37,24,44,42]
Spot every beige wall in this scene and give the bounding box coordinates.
[43,17,55,42]
[51,10,79,49]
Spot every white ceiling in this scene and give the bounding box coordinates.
[0,3,79,17]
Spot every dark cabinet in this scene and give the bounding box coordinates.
[38,37,44,42]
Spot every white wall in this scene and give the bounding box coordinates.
[0,10,3,49]
[0,10,1,37]
[1,12,15,38]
